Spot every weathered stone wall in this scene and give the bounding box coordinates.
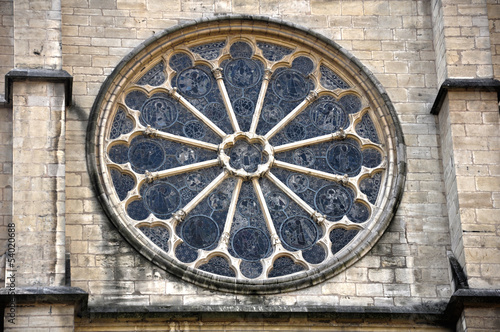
[61,0,452,312]
[4,304,75,331]
[0,0,13,98]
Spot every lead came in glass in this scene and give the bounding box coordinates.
[97,31,399,289]
[280,216,318,250]
[141,98,177,130]
[232,227,271,261]
[181,216,219,249]
[139,226,170,252]
[144,183,180,218]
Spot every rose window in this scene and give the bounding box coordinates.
[89,18,405,294]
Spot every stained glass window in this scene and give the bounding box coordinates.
[89,18,405,294]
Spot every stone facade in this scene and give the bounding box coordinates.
[0,0,498,331]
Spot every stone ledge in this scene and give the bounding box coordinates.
[4,69,73,106]
[0,286,88,315]
[85,303,451,327]
[444,288,500,322]
[430,78,500,115]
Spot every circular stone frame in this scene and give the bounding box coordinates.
[87,16,406,294]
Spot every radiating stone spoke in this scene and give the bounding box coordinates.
[177,171,229,221]
[273,160,348,185]
[265,172,316,217]
[218,178,243,248]
[249,69,272,133]
[142,126,219,151]
[264,91,318,140]
[252,178,281,246]
[212,68,241,132]
[170,88,227,137]
[273,129,346,153]
[137,159,221,185]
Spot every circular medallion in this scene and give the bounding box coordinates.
[280,216,318,250]
[310,100,348,132]
[204,102,226,123]
[266,191,289,211]
[143,183,180,217]
[141,97,177,130]
[315,184,353,218]
[261,104,284,125]
[181,216,219,249]
[232,227,271,261]
[233,97,255,117]
[176,146,197,165]
[326,142,362,175]
[273,70,309,101]
[128,140,165,172]
[208,191,231,211]
[287,174,309,193]
[292,149,315,167]
[183,120,205,139]
[225,58,261,88]
[177,68,212,98]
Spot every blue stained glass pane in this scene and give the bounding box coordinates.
[137,62,166,86]
[176,67,213,98]
[287,173,309,193]
[279,216,318,250]
[229,41,253,58]
[232,227,271,261]
[177,177,235,253]
[302,244,326,264]
[140,97,178,130]
[225,58,262,88]
[326,141,362,176]
[108,144,129,164]
[271,168,355,222]
[339,94,362,114]
[199,256,236,277]
[128,139,166,172]
[169,52,193,72]
[362,149,382,168]
[139,226,169,252]
[126,136,217,173]
[347,201,370,223]
[315,183,354,219]
[256,41,293,61]
[125,90,148,110]
[269,96,349,146]
[330,228,358,255]
[268,256,305,278]
[137,93,222,144]
[181,215,219,249]
[255,67,314,136]
[222,56,264,132]
[356,113,380,144]
[227,181,271,260]
[127,200,150,221]
[190,40,226,60]
[227,139,266,173]
[143,182,181,218]
[240,260,263,279]
[171,65,233,135]
[110,169,135,201]
[110,108,133,139]
[320,65,350,90]
[292,56,315,75]
[175,242,198,263]
[360,172,382,204]
[272,69,310,101]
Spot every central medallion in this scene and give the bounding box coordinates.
[219,132,274,180]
